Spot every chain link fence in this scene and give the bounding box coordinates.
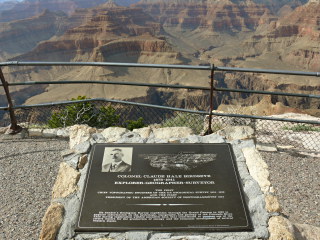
[1,99,319,152]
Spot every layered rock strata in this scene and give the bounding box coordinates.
[135,0,277,32]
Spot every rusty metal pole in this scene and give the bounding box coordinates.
[204,64,215,135]
[0,67,22,134]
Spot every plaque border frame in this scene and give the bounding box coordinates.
[76,143,253,232]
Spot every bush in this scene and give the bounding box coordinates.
[161,112,204,134]
[48,96,120,128]
[125,117,146,131]
[284,124,320,132]
[48,96,147,131]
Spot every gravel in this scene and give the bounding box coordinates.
[260,150,320,227]
[0,138,68,240]
[0,137,319,240]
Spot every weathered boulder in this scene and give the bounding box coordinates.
[293,223,320,240]
[52,162,80,199]
[90,133,106,145]
[69,125,97,149]
[39,202,64,240]
[242,147,271,193]
[152,127,193,139]
[268,216,295,240]
[265,194,282,213]
[101,127,129,142]
[217,126,254,140]
[133,127,153,139]
[74,141,91,154]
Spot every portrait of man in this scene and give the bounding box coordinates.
[102,147,132,172]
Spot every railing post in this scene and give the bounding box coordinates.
[204,64,215,135]
[0,67,22,134]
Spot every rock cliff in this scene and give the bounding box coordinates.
[0,0,109,22]
[135,0,276,32]
[14,5,165,62]
[0,10,73,57]
[243,1,320,71]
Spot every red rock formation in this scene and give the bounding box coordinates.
[134,0,276,32]
[268,1,320,39]
[13,5,171,62]
[243,1,320,70]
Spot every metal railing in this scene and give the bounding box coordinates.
[0,61,319,151]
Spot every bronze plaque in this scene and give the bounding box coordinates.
[76,143,252,232]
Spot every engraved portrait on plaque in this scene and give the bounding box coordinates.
[101,147,133,173]
[77,143,252,232]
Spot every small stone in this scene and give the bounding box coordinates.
[42,129,58,138]
[268,216,295,240]
[256,143,277,152]
[78,154,88,169]
[52,162,80,199]
[116,132,145,143]
[265,194,282,213]
[168,137,180,143]
[101,127,129,142]
[28,128,43,137]
[153,127,193,139]
[39,202,64,240]
[74,141,91,154]
[133,127,152,138]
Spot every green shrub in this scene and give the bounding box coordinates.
[125,117,146,131]
[48,96,147,131]
[284,124,320,132]
[48,96,120,128]
[161,112,204,134]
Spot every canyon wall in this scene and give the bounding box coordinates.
[0,0,319,118]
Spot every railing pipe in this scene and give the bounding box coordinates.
[2,80,319,99]
[215,66,320,77]
[0,61,210,70]
[1,61,319,77]
[3,80,210,91]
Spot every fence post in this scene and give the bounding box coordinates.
[204,64,215,135]
[0,67,22,134]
